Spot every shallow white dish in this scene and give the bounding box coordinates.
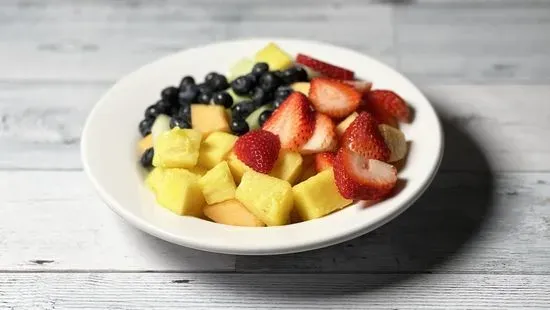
[81,38,443,255]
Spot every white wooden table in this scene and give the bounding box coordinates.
[1,0,550,309]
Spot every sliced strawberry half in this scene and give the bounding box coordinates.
[342,80,372,93]
[262,92,315,151]
[314,152,335,172]
[333,147,397,200]
[234,130,281,173]
[366,90,410,123]
[341,112,390,162]
[308,78,362,119]
[300,112,338,154]
[362,96,399,128]
[296,53,354,80]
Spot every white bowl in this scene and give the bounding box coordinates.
[81,38,443,255]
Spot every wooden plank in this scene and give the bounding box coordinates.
[0,0,394,82]
[1,170,549,273]
[394,3,550,83]
[1,83,549,171]
[1,273,549,309]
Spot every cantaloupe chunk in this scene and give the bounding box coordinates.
[138,134,153,155]
[191,105,230,135]
[291,82,310,95]
[204,199,265,227]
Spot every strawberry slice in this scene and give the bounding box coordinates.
[362,96,399,128]
[366,90,410,123]
[342,80,372,93]
[300,112,338,154]
[296,54,354,80]
[308,78,362,119]
[262,92,315,151]
[341,112,390,162]
[333,147,397,200]
[234,130,281,173]
[314,152,335,172]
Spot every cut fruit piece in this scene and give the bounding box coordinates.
[333,147,397,200]
[145,167,166,194]
[342,80,372,93]
[149,168,205,217]
[228,57,254,81]
[362,97,399,128]
[314,152,335,172]
[227,89,249,105]
[293,169,353,221]
[245,104,271,130]
[296,155,317,183]
[204,199,265,227]
[188,165,208,176]
[198,161,237,205]
[269,151,303,185]
[152,128,202,168]
[226,151,253,184]
[198,132,238,169]
[151,114,171,142]
[262,92,315,150]
[291,82,310,95]
[234,130,281,174]
[235,170,293,226]
[254,42,294,71]
[378,124,407,162]
[366,90,410,123]
[138,134,153,155]
[300,112,338,154]
[308,78,362,118]
[191,104,230,135]
[296,53,354,80]
[335,112,358,137]
[341,112,390,162]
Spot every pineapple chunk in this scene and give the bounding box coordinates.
[291,82,310,95]
[293,169,352,220]
[153,128,202,168]
[254,42,293,71]
[191,105,230,135]
[204,199,265,227]
[188,165,208,176]
[226,151,252,184]
[198,132,238,169]
[296,155,317,183]
[198,161,237,205]
[236,170,293,226]
[138,134,153,155]
[150,168,205,217]
[336,112,358,137]
[269,151,303,185]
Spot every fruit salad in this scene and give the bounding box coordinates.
[137,42,411,227]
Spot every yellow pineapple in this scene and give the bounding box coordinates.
[152,128,202,168]
[254,42,293,71]
[198,161,237,205]
[291,82,310,95]
[336,112,358,137]
[226,151,252,184]
[198,132,238,169]
[269,151,303,185]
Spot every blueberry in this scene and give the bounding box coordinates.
[258,110,273,127]
[140,148,154,168]
[274,85,293,100]
[251,87,272,107]
[212,92,233,108]
[161,86,179,104]
[197,83,214,96]
[251,62,269,77]
[231,76,254,96]
[170,117,191,129]
[179,84,199,103]
[155,99,172,113]
[138,118,154,137]
[204,72,218,84]
[177,105,191,123]
[179,76,195,88]
[245,73,258,84]
[259,72,283,92]
[230,118,250,136]
[295,66,308,82]
[231,101,255,119]
[144,104,161,119]
[209,74,229,91]
[273,96,286,109]
[197,92,212,104]
[167,104,180,116]
[281,67,300,84]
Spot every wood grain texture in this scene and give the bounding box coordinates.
[1,273,549,309]
[1,170,549,273]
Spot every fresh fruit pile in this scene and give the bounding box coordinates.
[138,42,411,227]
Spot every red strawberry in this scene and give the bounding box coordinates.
[300,112,338,154]
[333,147,397,200]
[296,54,354,80]
[341,112,390,162]
[362,96,399,128]
[342,80,372,93]
[262,92,315,151]
[366,90,410,123]
[308,78,362,119]
[234,130,281,173]
[314,152,335,172]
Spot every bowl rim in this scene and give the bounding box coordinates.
[81,37,444,255]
